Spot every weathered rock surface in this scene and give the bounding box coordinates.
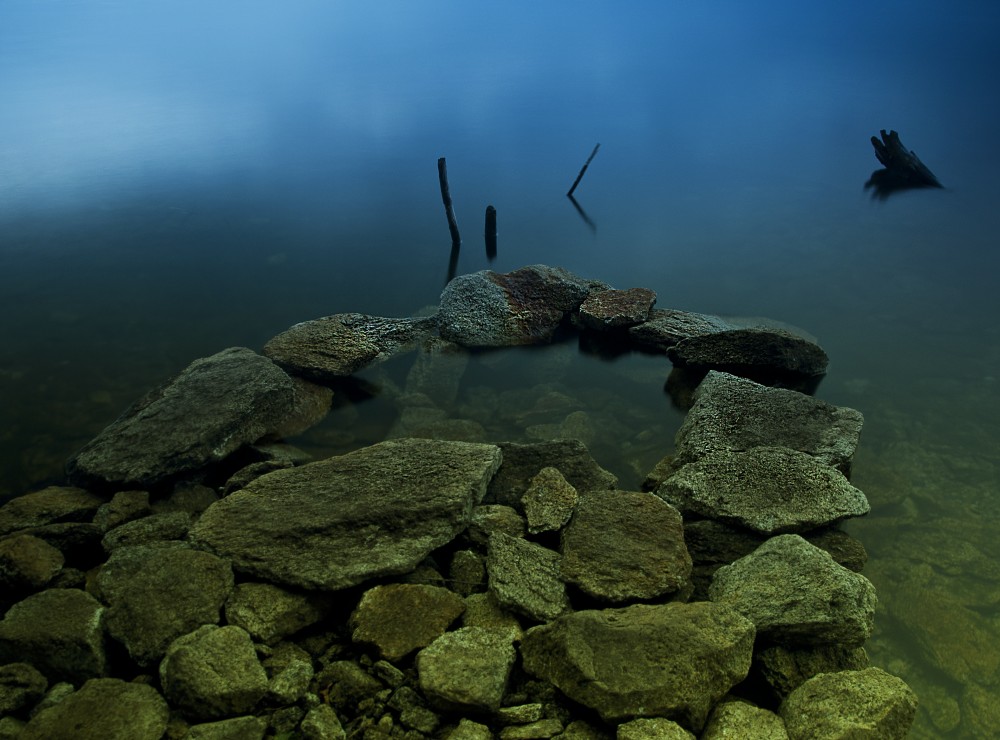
[709,534,876,648]
[18,678,169,740]
[754,644,870,702]
[0,533,64,592]
[97,544,234,667]
[779,667,918,739]
[66,348,310,488]
[486,533,570,622]
[416,627,517,713]
[160,625,268,721]
[438,265,595,347]
[617,716,696,739]
[0,486,104,536]
[100,511,192,551]
[671,372,864,475]
[263,313,438,380]
[667,327,828,379]
[224,582,332,645]
[578,287,656,331]
[189,438,502,590]
[520,602,755,730]
[349,583,466,661]
[186,716,268,740]
[701,699,788,739]
[559,489,691,602]
[521,466,578,534]
[0,662,47,716]
[487,439,618,509]
[0,589,106,683]
[657,447,870,534]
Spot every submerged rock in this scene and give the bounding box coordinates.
[667,327,828,380]
[578,287,656,331]
[416,627,517,713]
[0,486,104,536]
[188,438,502,590]
[349,583,466,661]
[486,533,570,622]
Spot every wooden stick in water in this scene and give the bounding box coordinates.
[567,143,600,197]
[485,205,497,261]
[437,157,461,248]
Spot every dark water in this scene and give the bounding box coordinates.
[2,2,999,735]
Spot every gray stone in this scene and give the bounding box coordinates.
[779,668,917,739]
[617,717,695,739]
[487,533,570,622]
[189,438,501,590]
[448,549,485,596]
[447,718,494,739]
[520,602,755,730]
[224,582,332,645]
[263,313,438,380]
[100,511,191,551]
[578,287,656,331]
[313,660,382,715]
[0,662,47,716]
[97,544,234,667]
[672,372,864,475]
[349,583,466,661]
[266,658,314,705]
[0,589,105,683]
[402,336,470,408]
[300,703,347,740]
[754,644,870,702]
[416,626,517,713]
[560,489,691,602]
[18,678,169,740]
[487,439,618,509]
[657,447,870,534]
[438,265,594,347]
[0,486,104,536]
[667,327,828,379]
[709,534,876,648]
[387,685,439,734]
[500,719,565,738]
[270,377,334,438]
[701,700,788,739]
[186,716,268,740]
[0,534,64,592]
[92,490,151,532]
[466,504,525,546]
[627,309,733,351]
[160,625,268,721]
[522,466,578,534]
[461,591,523,642]
[67,348,309,488]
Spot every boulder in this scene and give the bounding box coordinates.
[667,327,828,380]
[438,265,595,347]
[627,309,733,351]
[349,583,466,661]
[159,625,268,721]
[709,535,876,649]
[754,644,870,702]
[701,700,788,739]
[263,313,438,380]
[0,589,106,683]
[416,627,517,713]
[578,287,656,331]
[186,716,268,740]
[521,466,578,534]
[486,533,570,622]
[779,668,917,739]
[100,511,192,551]
[0,662,47,716]
[97,544,234,667]
[617,717,696,739]
[519,602,755,730]
[0,486,103,536]
[66,347,312,489]
[17,678,169,740]
[188,438,502,590]
[224,582,333,645]
[671,372,864,476]
[657,447,870,534]
[559,489,691,602]
[0,534,64,592]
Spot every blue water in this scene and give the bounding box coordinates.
[2,2,999,735]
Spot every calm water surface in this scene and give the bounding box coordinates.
[2,2,999,736]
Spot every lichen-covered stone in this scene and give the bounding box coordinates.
[416,627,516,713]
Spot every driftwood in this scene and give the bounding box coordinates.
[567,143,600,197]
[865,129,943,200]
[485,205,497,262]
[437,157,461,247]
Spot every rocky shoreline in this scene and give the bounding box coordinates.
[0,265,917,738]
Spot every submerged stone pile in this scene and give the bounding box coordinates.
[0,265,917,738]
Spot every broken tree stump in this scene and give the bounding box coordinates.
[865,129,943,200]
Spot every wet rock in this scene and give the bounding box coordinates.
[779,667,917,740]
[416,626,517,713]
[486,533,570,622]
[0,534,64,592]
[448,549,486,596]
[17,678,169,740]
[313,660,382,716]
[499,718,564,738]
[263,313,438,380]
[189,438,501,591]
[0,662,47,716]
[467,504,526,546]
[0,589,106,683]
[461,591,523,641]
[402,336,470,408]
[667,327,828,381]
[186,716,268,740]
[92,489,151,532]
[520,602,755,730]
[626,309,736,351]
[97,544,234,667]
[559,489,691,602]
[709,534,876,649]
[100,511,191,551]
[487,439,618,509]
[753,644,870,702]
[672,372,864,476]
[0,485,104,536]
[160,625,268,721]
[578,287,656,331]
[387,684,439,734]
[266,657,314,705]
[522,466,578,534]
[617,716,695,738]
[300,703,347,740]
[224,582,333,645]
[701,700,787,739]
[447,718,494,739]
[66,348,308,489]
[439,265,594,347]
[349,583,466,661]
[657,447,870,534]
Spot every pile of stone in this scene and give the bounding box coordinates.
[0,265,917,739]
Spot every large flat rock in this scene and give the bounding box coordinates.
[189,439,502,591]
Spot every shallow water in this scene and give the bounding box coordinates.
[2,2,999,735]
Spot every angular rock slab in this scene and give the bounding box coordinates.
[673,372,863,475]
[780,667,917,740]
[520,602,756,730]
[189,438,502,591]
[627,309,734,351]
[349,583,466,661]
[578,287,656,331]
[657,446,870,534]
[438,265,595,347]
[263,313,438,380]
[667,327,829,379]
[709,534,876,649]
[0,485,104,536]
[416,627,517,713]
[66,347,305,488]
[486,533,570,622]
